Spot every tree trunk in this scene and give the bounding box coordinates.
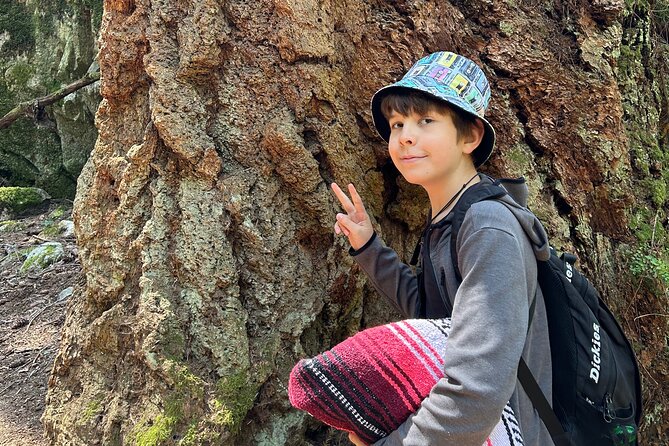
[43,0,669,444]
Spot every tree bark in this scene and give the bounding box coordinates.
[43,0,669,445]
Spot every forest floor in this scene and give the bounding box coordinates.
[0,200,81,446]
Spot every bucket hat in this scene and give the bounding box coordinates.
[370,51,496,167]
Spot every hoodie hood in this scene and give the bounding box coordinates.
[481,175,551,262]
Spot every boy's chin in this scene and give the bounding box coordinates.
[400,175,428,187]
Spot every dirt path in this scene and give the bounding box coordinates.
[0,202,81,446]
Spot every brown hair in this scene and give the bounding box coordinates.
[380,89,477,141]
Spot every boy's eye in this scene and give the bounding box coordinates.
[390,122,403,129]
[420,118,434,124]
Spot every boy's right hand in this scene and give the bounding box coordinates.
[331,182,374,251]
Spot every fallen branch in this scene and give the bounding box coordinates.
[24,299,67,332]
[0,71,100,130]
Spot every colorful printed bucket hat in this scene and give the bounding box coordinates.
[370,51,496,167]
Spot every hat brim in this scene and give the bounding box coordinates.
[370,83,496,168]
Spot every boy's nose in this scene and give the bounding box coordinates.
[400,127,416,146]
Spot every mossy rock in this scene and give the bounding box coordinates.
[20,241,64,274]
[0,187,49,216]
[0,220,26,232]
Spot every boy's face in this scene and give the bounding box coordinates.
[386,108,482,189]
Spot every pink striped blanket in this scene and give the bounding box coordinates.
[289,318,524,445]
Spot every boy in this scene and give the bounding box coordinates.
[331,51,554,445]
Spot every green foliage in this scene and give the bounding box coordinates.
[625,0,669,42]
[0,1,36,56]
[648,178,667,207]
[629,208,669,297]
[132,394,184,445]
[631,248,669,285]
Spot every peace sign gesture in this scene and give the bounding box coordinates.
[331,182,374,251]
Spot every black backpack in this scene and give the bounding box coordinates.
[416,178,642,446]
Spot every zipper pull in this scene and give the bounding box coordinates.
[603,393,615,423]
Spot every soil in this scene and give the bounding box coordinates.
[0,201,81,446]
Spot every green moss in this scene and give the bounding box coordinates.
[19,242,63,274]
[170,363,205,400]
[499,20,515,36]
[179,422,199,446]
[178,422,221,446]
[0,220,26,232]
[78,396,103,425]
[630,208,657,243]
[647,178,667,207]
[132,390,185,446]
[0,187,47,213]
[131,360,257,445]
[132,362,208,445]
[5,61,35,91]
[214,372,257,434]
[48,205,67,220]
[135,411,180,446]
[40,222,61,237]
[505,143,534,177]
[39,204,70,236]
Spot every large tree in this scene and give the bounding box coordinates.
[43,0,669,444]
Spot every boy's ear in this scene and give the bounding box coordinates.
[462,118,485,155]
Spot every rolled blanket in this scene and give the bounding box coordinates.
[288,318,524,445]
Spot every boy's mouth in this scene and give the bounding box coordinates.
[400,155,427,162]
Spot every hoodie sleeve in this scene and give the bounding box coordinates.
[350,232,420,319]
[373,201,536,446]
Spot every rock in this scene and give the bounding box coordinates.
[58,220,75,238]
[0,187,50,217]
[19,242,64,274]
[0,220,26,232]
[11,317,28,330]
[0,1,100,199]
[9,357,28,368]
[56,287,74,302]
[39,218,74,239]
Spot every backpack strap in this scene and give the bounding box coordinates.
[448,179,574,446]
[518,359,572,446]
[449,182,507,282]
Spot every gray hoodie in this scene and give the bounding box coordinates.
[351,175,555,446]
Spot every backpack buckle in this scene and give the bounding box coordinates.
[560,252,578,265]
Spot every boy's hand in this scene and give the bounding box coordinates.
[331,183,374,251]
[348,432,369,446]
